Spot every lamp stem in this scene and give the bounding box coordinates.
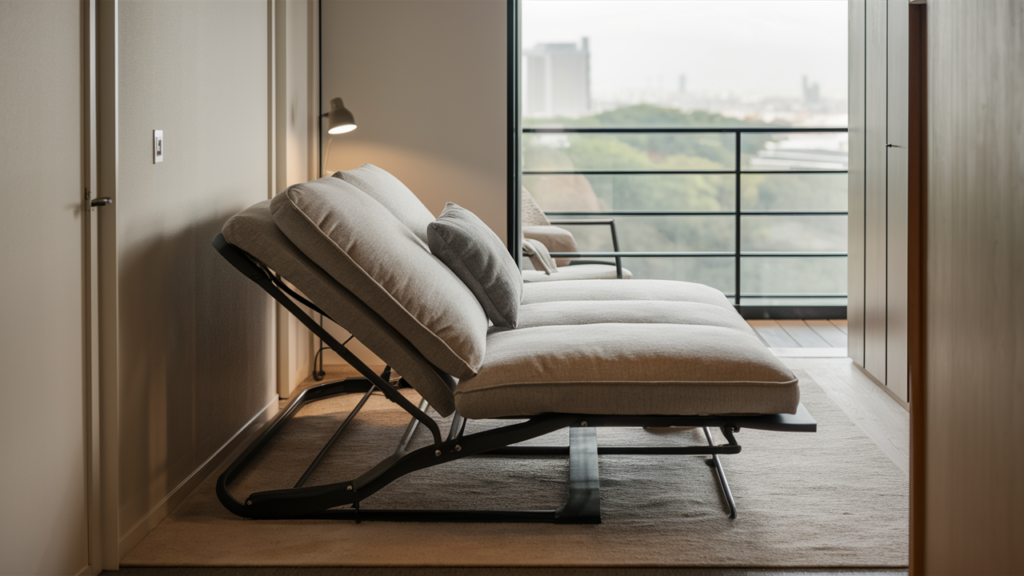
[322,135,334,177]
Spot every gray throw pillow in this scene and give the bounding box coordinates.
[428,203,523,328]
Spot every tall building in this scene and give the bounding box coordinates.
[523,37,591,117]
[802,75,821,104]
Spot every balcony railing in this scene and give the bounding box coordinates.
[522,126,849,310]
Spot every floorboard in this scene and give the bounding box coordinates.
[830,319,848,334]
[806,320,849,348]
[777,320,832,348]
[747,320,799,348]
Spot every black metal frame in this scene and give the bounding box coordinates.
[546,217,624,279]
[214,234,816,523]
[521,126,849,315]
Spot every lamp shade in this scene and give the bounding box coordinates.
[327,97,357,135]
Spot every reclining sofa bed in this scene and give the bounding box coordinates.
[214,164,816,523]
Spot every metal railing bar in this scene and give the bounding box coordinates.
[740,252,847,257]
[523,169,848,176]
[738,170,848,175]
[548,251,848,258]
[524,169,735,176]
[738,294,848,299]
[545,210,849,217]
[523,127,849,134]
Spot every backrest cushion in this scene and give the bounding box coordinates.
[222,200,458,415]
[427,203,523,328]
[270,177,488,379]
[521,186,551,227]
[332,164,436,243]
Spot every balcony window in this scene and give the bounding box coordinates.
[520,0,849,312]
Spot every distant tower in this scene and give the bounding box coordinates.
[802,75,821,104]
[523,37,591,117]
[678,75,687,94]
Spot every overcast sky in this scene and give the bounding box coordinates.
[523,1,848,101]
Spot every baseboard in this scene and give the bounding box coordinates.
[853,361,911,411]
[75,563,100,576]
[117,397,280,559]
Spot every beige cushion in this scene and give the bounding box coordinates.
[332,164,436,243]
[457,278,796,418]
[222,200,457,416]
[522,264,633,283]
[512,300,756,337]
[455,323,799,418]
[270,177,488,379]
[427,203,522,328]
[523,225,579,266]
[520,187,551,227]
[523,279,731,308]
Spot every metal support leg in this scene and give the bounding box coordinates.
[703,426,737,519]
[554,426,601,524]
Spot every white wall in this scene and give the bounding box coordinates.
[319,0,508,369]
[115,0,277,554]
[0,3,91,574]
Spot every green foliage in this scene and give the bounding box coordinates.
[523,105,848,297]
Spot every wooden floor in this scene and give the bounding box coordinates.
[748,319,849,357]
[782,357,909,476]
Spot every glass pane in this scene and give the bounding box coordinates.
[521,2,848,125]
[524,173,735,212]
[617,257,734,293]
[741,132,849,171]
[551,215,733,253]
[741,257,847,296]
[741,215,847,253]
[523,132,736,172]
[742,173,848,212]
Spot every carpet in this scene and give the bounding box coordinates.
[122,370,908,568]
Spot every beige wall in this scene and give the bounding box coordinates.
[0,4,91,575]
[115,0,277,553]
[319,0,507,369]
[922,1,1024,573]
[320,0,507,230]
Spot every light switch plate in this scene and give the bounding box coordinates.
[154,130,164,163]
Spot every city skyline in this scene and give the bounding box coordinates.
[523,1,848,106]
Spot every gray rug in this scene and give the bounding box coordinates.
[123,370,908,568]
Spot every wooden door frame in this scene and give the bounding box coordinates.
[95,0,120,570]
[907,2,926,573]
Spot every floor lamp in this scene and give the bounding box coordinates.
[313,97,357,380]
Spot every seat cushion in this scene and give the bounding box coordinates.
[270,177,488,379]
[522,264,632,282]
[512,300,756,336]
[332,164,437,244]
[455,323,799,419]
[427,203,522,328]
[522,279,731,308]
[222,200,457,416]
[456,280,798,419]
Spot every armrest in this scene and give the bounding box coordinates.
[541,219,624,279]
